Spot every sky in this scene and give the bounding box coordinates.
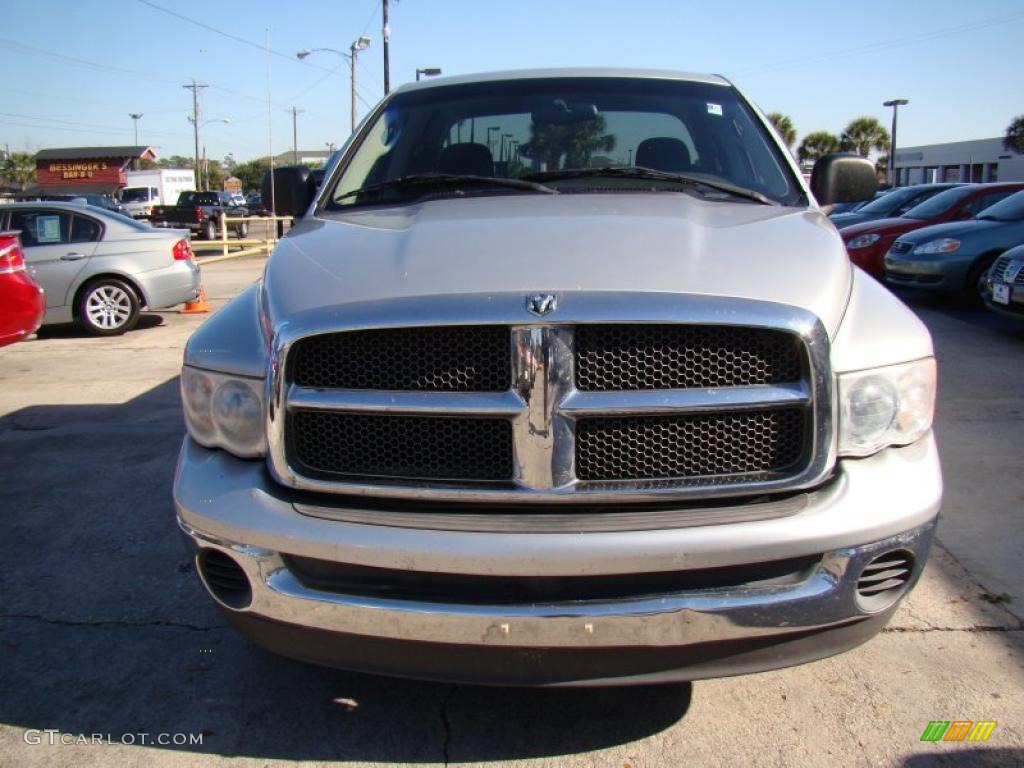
[2,0,1023,165]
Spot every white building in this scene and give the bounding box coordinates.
[894,137,1024,185]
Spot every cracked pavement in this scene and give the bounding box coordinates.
[0,257,1022,767]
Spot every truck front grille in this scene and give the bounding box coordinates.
[290,411,513,481]
[576,409,806,481]
[290,326,511,391]
[576,324,802,391]
[272,297,829,503]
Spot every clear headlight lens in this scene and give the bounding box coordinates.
[181,366,266,458]
[914,238,960,255]
[846,233,880,249]
[838,358,936,457]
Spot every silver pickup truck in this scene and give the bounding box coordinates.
[173,69,941,686]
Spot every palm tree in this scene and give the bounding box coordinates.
[797,131,841,163]
[766,112,797,149]
[520,115,616,170]
[840,117,890,158]
[1004,115,1024,154]
[1,152,36,191]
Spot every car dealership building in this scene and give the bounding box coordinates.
[894,138,1024,186]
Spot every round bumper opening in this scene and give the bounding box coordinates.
[198,548,252,610]
[856,549,914,613]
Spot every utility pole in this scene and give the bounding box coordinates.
[288,106,304,164]
[129,113,143,146]
[183,79,208,190]
[382,0,390,94]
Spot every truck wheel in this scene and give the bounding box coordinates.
[235,222,249,239]
[78,278,140,336]
[203,218,217,240]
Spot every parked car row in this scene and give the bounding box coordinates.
[0,202,200,338]
[833,183,1024,314]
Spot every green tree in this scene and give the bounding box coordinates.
[231,158,271,193]
[157,154,195,170]
[840,116,890,157]
[1004,115,1024,154]
[520,115,616,171]
[797,131,840,163]
[766,112,797,149]
[1,152,36,190]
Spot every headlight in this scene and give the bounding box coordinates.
[913,238,960,255]
[182,366,266,457]
[838,358,936,457]
[846,233,880,249]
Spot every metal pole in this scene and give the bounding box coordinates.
[884,99,908,188]
[350,50,357,133]
[382,0,390,95]
[129,113,142,146]
[290,106,303,164]
[183,79,208,190]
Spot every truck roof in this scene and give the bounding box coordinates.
[395,67,732,94]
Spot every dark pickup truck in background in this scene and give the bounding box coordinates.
[150,191,249,239]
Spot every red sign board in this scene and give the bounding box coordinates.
[36,160,126,187]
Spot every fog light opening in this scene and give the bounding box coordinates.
[856,549,914,613]
[198,548,253,610]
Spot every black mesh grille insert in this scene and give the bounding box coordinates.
[290,411,513,481]
[575,324,803,391]
[290,326,511,391]
[576,409,806,481]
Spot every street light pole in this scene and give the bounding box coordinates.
[487,126,499,156]
[883,98,908,187]
[297,41,369,135]
[416,67,442,81]
[129,113,143,146]
[382,0,390,95]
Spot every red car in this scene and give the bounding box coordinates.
[839,183,1024,278]
[0,231,45,347]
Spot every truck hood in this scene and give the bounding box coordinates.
[264,193,853,336]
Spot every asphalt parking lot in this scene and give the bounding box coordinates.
[0,257,1022,767]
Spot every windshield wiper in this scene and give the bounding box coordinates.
[335,173,558,203]
[521,166,777,205]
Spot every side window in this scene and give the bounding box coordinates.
[963,191,1013,217]
[70,216,102,243]
[8,210,71,247]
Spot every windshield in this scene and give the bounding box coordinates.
[120,187,150,203]
[976,190,1024,221]
[856,186,933,215]
[902,186,976,219]
[325,77,801,209]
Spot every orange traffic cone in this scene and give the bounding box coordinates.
[181,286,210,314]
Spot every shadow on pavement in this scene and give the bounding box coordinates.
[0,375,691,763]
[902,748,1024,767]
[35,313,165,339]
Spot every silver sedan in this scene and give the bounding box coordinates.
[0,202,200,335]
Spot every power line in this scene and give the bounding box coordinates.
[736,12,1024,77]
[137,0,335,74]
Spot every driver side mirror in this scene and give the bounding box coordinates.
[810,153,877,206]
[261,166,315,217]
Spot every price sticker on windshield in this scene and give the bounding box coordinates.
[706,103,723,116]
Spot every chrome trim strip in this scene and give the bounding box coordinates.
[266,291,834,504]
[559,383,811,416]
[287,386,526,416]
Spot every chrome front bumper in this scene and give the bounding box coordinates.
[174,434,941,684]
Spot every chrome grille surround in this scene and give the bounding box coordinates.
[266,292,834,504]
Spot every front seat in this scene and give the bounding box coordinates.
[635,138,692,173]
[438,143,495,177]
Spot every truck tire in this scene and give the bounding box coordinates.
[203,218,217,240]
[78,278,140,336]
